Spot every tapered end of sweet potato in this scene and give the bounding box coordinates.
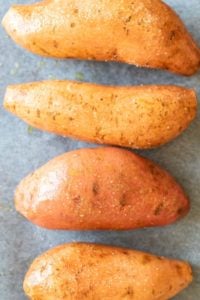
[4,85,16,113]
[2,5,40,56]
[2,6,22,43]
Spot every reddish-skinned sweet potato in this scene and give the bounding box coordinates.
[3,81,197,149]
[15,147,189,230]
[24,243,193,300]
[2,0,200,75]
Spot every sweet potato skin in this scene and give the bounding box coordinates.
[15,147,189,230]
[2,0,200,75]
[24,243,193,300]
[4,81,197,149]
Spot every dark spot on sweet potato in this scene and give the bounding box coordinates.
[123,27,130,35]
[126,286,134,296]
[178,125,183,132]
[169,285,173,291]
[36,109,40,118]
[148,163,162,177]
[69,117,74,121]
[99,252,109,258]
[157,256,164,261]
[111,49,118,59]
[125,16,132,23]
[169,30,176,41]
[154,202,164,216]
[91,106,97,112]
[119,195,127,207]
[92,182,99,195]
[27,109,30,114]
[37,46,51,56]
[177,207,184,215]
[176,264,183,276]
[74,8,79,14]
[82,289,91,297]
[53,40,58,48]
[70,23,76,28]
[121,250,129,256]
[152,289,155,295]
[120,132,125,142]
[99,134,106,141]
[142,254,152,264]
[94,126,102,138]
[73,195,81,205]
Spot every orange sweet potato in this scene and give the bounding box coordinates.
[24,243,193,300]
[4,81,197,149]
[15,147,189,230]
[2,0,200,75]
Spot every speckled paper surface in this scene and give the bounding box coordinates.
[0,1,200,299]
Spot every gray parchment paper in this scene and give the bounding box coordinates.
[0,1,199,299]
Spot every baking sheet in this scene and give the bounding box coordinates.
[0,0,200,299]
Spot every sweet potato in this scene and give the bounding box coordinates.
[4,81,197,149]
[24,243,193,300]
[2,0,200,75]
[15,147,189,230]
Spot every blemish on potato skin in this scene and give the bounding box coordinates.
[120,132,125,142]
[111,49,118,59]
[72,195,81,205]
[53,40,58,48]
[177,207,184,216]
[119,195,127,207]
[121,250,129,256]
[11,104,16,111]
[157,256,164,261]
[125,286,134,296]
[52,113,58,120]
[37,46,51,56]
[36,109,40,118]
[125,16,132,23]
[142,254,152,264]
[92,182,99,195]
[169,30,176,41]
[154,202,164,216]
[176,264,183,276]
[70,22,76,28]
[148,163,162,178]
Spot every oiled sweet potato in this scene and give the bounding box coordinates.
[15,147,189,230]
[2,0,200,75]
[24,243,193,300]
[4,81,197,149]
